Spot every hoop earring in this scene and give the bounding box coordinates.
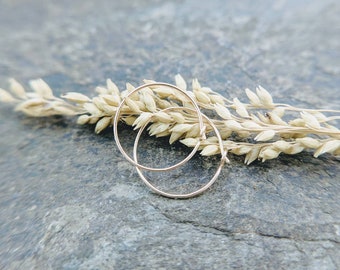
[113,83,206,172]
[133,107,228,199]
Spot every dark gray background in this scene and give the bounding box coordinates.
[0,0,339,269]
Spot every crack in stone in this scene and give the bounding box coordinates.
[234,63,260,84]
[151,203,340,244]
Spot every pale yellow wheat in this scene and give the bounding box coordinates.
[0,75,339,163]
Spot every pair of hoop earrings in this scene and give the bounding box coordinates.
[113,83,228,198]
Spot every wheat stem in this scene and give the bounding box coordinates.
[0,75,339,163]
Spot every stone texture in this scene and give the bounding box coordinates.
[0,0,339,269]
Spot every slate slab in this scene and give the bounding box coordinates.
[0,0,339,269]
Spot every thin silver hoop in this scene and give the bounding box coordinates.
[133,107,229,199]
[113,83,206,172]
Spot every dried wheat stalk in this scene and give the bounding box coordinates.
[0,75,339,164]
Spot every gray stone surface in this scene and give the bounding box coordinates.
[0,0,339,269]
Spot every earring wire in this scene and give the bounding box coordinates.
[113,82,206,172]
[133,107,228,199]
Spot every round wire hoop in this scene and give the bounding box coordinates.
[133,107,229,199]
[113,82,206,172]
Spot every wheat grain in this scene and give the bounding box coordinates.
[245,88,261,107]
[106,79,120,96]
[214,103,231,119]
[29,79,54,99]
[244,147,261,165]
[232,97,249,118]
[256,85,274,108]
[133,112,153,130]
[314,140,340,157]
[61,92,91,103]
[255,130,276,142]
[0,88,17,102]
[296,137,321,148]
[9,79,27,99]
[175,74,187,90]
[201,144,220,156]
[194,89,211,104]
[95,116,112,134]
